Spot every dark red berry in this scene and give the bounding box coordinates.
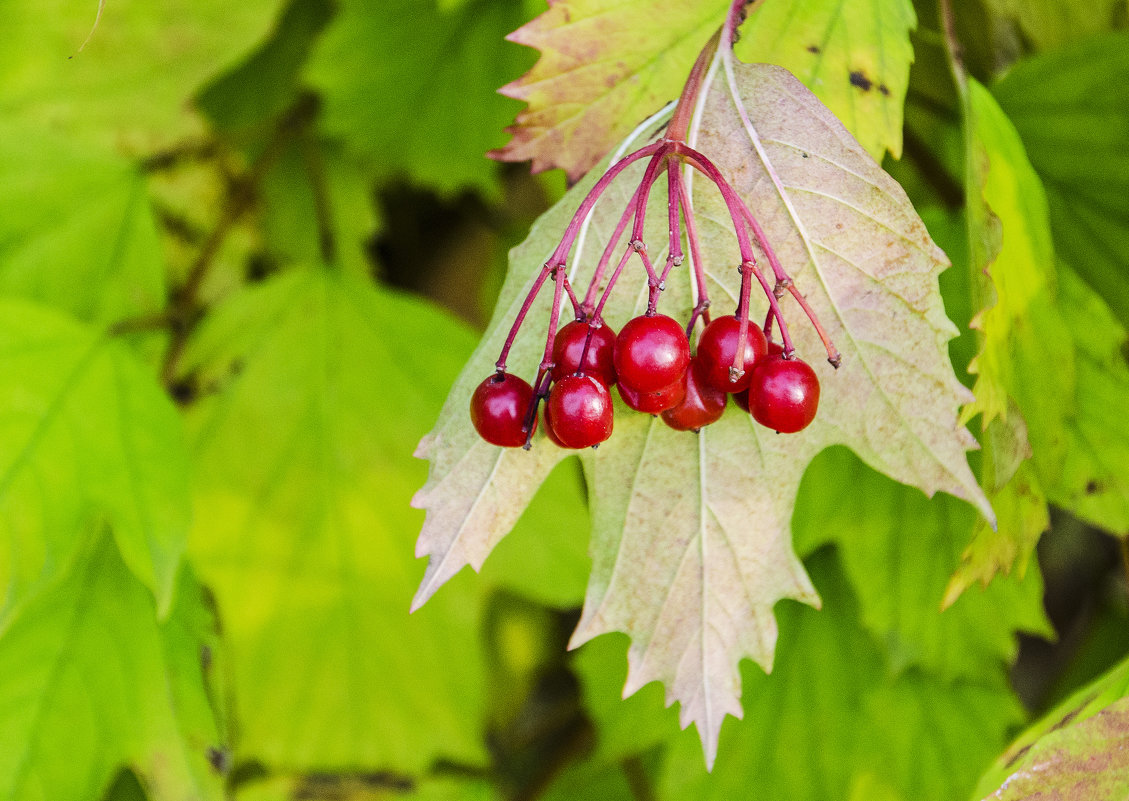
[552,320,617,386]
[542,403,568,447]
[547,375,614,448]
[617,376,686,414]
[613,314,690,392]
[662,359,727,431]
[735,342,782,412]
[748,355,820,433]
[696,315,768,393]
[470,372,536,447]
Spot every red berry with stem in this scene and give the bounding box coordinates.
[696,315,768,393]
[542,403,568,447]
[470,372,536,447]
[547,375,614,448]
[748,355,820,433]
[617,376,686,414]
[613,314,690,393]
[552,320,617,386]
[735,341,783,412]
[662,359,727,431]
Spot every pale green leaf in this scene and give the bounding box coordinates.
[0,536,222,801]
[306,0,534,194]
[0,299,190,620]
[0,120,164,325]
[972,655,1129,801]
[0,0,286,150]
[414,62,988,762]
[733,0,917,161]
[993,33,1129,331]
[183,266,488,772]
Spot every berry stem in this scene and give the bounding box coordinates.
[496,264,552,371]
[674,164,712,335]
[667,29,721,143]
[650,160,686,315]
[581,184,641,316]
[786,283,842,367]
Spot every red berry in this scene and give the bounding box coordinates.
[696,315,768,393]
[547,375,614,448]
[617,376,686,414]
[748,355,820,433]
[542,403,568,447]
[662,359,727,431]
[552,320,617,386]
[732,388,750,413]
[470,372,536,447]
[613,314,690,392]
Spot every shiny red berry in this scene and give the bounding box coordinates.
[735,341,783,412]
[470,372,536,447]
[662,359,727,431]
[613,314,690,393]
[748,355,820,433]
[542,404,568,447]
[696,315,768,393]
[617,376,686,414]
[547,375,614,448]
[552,320,617,386]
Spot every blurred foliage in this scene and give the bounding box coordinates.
[0,1,1126,800]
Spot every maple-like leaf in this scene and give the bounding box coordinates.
[413,57,988,764]
[492,0,916,180]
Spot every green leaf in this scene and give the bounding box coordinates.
[0,0,286,148]
[414,63,988,763]
[993,33,1129,332]
[733,0,917,161]
[0,120,164,325]
[183,267,488,772]
[0,536,222,801]
[306,0,534,194]
[495,0,915,180]
[793,447,1051,681]
[0,299,190,620]
[196,0,335,133]
[972,655,1129,801]
[656,550,1023,801]
[983,0,1127,51]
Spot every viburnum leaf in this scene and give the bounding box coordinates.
[0,299,190,623]
[655,550,1023,801]
[0,535,222,801]
[0,0,285,150]
[414,56,989,764]
[183,266,488,772]
[0,120,165,325]
[971,655,1129,801]
[732,0,916,161]
[993,33,1129,330]
[492,0,916,180]
[306,0,535,194]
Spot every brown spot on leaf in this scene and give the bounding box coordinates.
[878,84,891,96]
[1005,743,1033,769]
[1086,480,1101,495]
[849,70,873,92]
[807,44,821,54]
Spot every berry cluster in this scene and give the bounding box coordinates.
[470,27,840,451]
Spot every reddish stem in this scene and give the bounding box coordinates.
[667,29,721,143]
[674,165,712,335]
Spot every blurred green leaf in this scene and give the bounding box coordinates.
[983,0,1126,51]
[0,299,190,621]
[993,33,1129,331]
[734,0,917,161]
[972,655,1129,800]
[657,549,1023,801]
[0,120,164,324]
[196,0,335,133]
[478,459,590,608]
[184,266,488,772]
[0,0,286,149]
[0,536,221,801]
[793,448,1051,680]
[306,0,534,194]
